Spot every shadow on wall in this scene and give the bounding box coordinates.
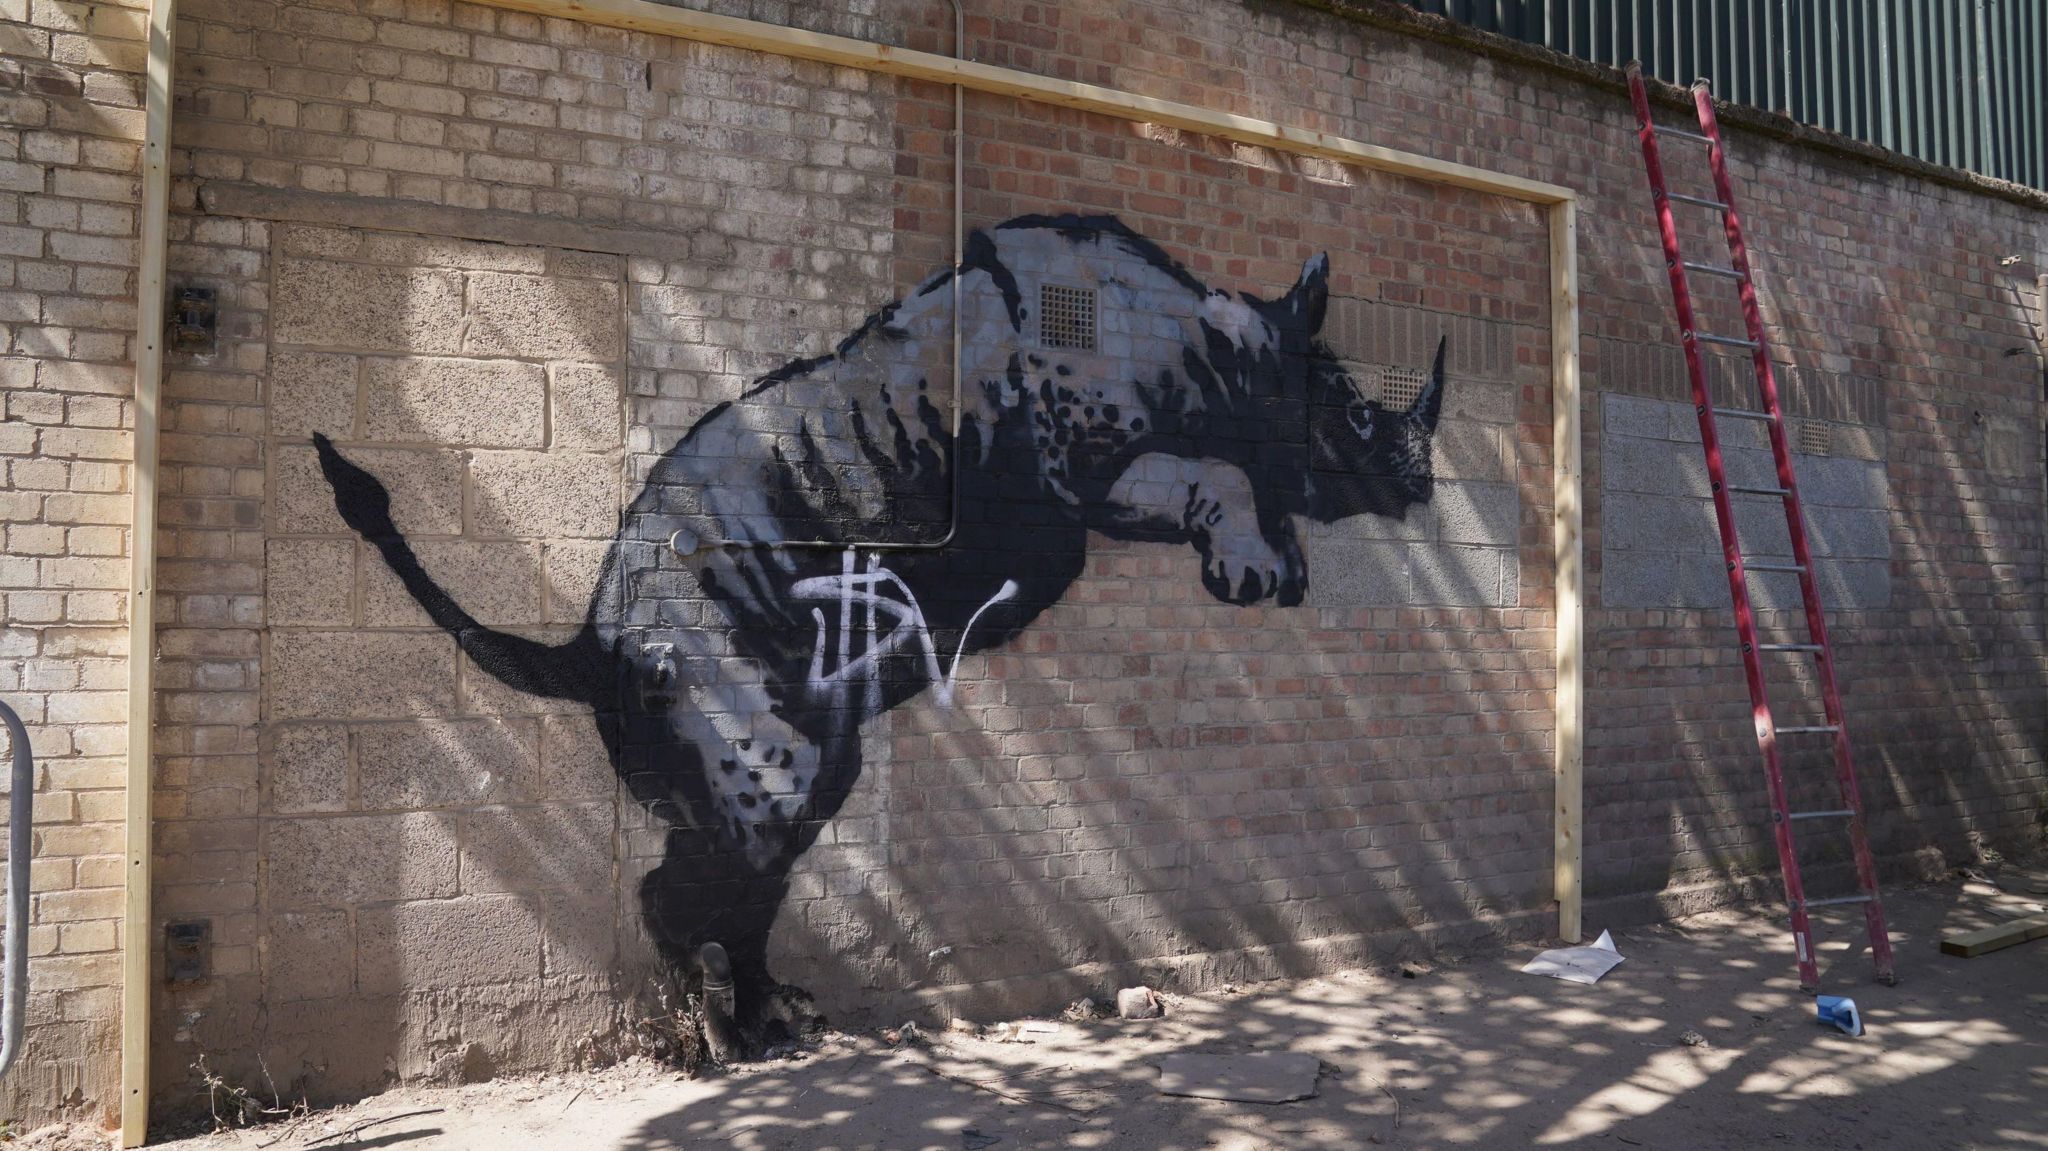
[314,214,1458,1021]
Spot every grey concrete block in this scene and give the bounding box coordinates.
[1409,544,1504,606]
[468,451,621,540]
[355,230,546,274]
[363,356,547,448]
[364,540,542,627]
[1307,504,1426,542]
[1604,435,1708,498]
[1437,378,1515,425]
[357,895,542,990]
[1600,550,1684,610]
[541,713,617,800]
[538,888,618,978]
[463,272,622,361]
[265,812,460,907]
[1813,558,1891,611]
[1602,493,1715,553]
[1732,499,1793,558]
[266,910,353,1000]
[273,259,465,353]
[1305,537,1407,607]
[357,718,539,809]
[273,443,463,536]
[1430,481,1518,547]
[270,351,359,440]
[458,803,614,895]
[264,723,349,814]
[1719,444,1780,491]
[1603,393,1673,441]
[549,362,624,450]
[267,538,356,626]
[457,629,593,716]
[1740,567,1804,613]
[1429,420,1507,483]
[1793,457,1888,509]
[1806,506,1890,559]
[268,631,458,720]
[542,539,612,624]
[1829,424,1886,462]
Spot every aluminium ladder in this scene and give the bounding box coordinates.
[1624,64,1895,991]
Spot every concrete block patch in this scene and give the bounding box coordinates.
[1600,395,1891,610]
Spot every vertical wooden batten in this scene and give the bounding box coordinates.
[1550,200,1584,944]
[121,0,176,1142]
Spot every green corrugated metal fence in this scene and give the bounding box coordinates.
[1400,0,2046,192]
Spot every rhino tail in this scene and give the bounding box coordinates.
[312,433,609,707]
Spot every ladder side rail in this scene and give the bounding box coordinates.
[1693,87,1895,984]
[1626,65,1820,990]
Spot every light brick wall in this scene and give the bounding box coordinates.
[0,0,148,1128]
[4,0,2044,1129]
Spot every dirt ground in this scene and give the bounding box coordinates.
[117,877,2048,1150]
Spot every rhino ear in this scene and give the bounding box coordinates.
[1281,252,1330,334]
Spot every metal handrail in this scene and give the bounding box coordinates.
[0,698,30,1079]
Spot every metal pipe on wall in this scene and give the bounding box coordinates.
[0,700,33,1081]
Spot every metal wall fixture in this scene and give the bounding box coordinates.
[0,698,33,1080]
[1400,0,2047,192]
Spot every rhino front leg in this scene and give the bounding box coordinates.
[1101,453,1306,606]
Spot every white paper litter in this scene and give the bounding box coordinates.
[1520,929,1625,984]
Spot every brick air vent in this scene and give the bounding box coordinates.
[1379,366,1427,410]
[1039,284,1096,351]
[1797,420,1833,456]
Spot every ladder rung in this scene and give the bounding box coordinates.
[1727,484,1791,497]
[1667,191,1731,210]
[1692,332,1759,348]
[1713,407,1774,421]
[1805,894,1874,908]
[1684,260,1745,279]
[1744,561,1806,574]
[1790,808,1856,821]
[1655,124,1715,145]
[1776,725,1841,734]
[1758,643,1824,653]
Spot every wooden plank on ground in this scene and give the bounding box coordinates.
[1940,913,2048,958]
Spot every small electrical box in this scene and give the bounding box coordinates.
[165,919,211,985]
[168,285,218,356]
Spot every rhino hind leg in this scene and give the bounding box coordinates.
[621,658,857,1014]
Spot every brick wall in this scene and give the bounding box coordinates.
[1,0,2043,1129]
[0,0,147,1126]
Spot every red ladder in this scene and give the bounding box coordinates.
[1625,64,1895,991]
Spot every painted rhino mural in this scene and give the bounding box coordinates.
[314,214,1444,1007]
